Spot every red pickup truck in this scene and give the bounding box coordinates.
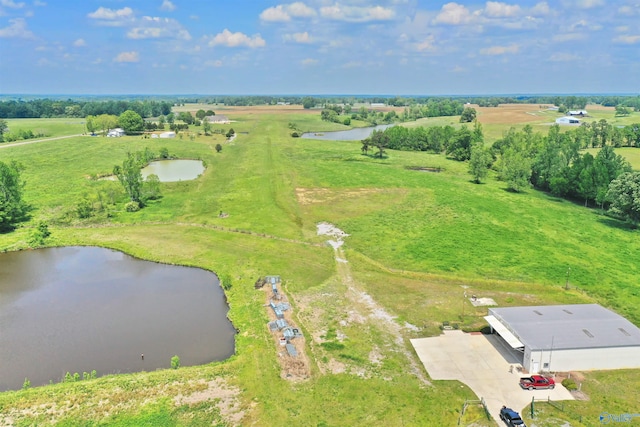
[519,375,555,390]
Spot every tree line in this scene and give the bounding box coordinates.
[0,99,172,119]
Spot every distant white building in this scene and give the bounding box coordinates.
[159,131,176,138]
[203,115,231,124]
[370,103,385,108]
[107,128,125,137]
[556,116,581,125]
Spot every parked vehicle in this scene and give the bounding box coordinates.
[500,406,526,427]
[519,375,556,390]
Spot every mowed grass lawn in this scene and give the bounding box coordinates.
[1,111,639,425]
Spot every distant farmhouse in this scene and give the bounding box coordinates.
[568,110,588,116]
[556,116,581,125]
[370,103,385,108]
[204,115,231,124]
[107,128,125,137]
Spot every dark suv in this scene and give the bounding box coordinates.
[500,406,526,427]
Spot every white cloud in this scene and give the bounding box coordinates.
[479,43,519,55]
[415,35,436,51]
[73,38,86,47]
[613,34,640,44]
[260,2,316,22]
[284,31,312,43]
[34,0,46,6]
[530,2,550,15]
[549,52,580,61]
[301,58,318,66]
[618,5,639,15]
[160,0,175,12]
[574,0,604,9]
[207,29,266,48]
[434,2,474,25]
[0,18,34,38]
[452,65,466,72]
[484,1,521,18]
[127,16,191,40]
[615,26,629,32]
[88,6,133,26]
[320,4,395,22]
[114,51,139,62]
[1,0,25,9]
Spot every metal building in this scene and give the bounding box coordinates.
[485,304,640,373]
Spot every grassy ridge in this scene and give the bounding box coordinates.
[1,109,639,425]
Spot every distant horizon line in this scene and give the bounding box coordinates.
[1,92,639,98]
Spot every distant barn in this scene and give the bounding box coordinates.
[556,116,581,125]
[204,115,231,124]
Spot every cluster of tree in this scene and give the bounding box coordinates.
[361,122,483,160]
[0,99,172,119]
[0,160,28,231]
[399,100,465,121]
[113,148,163,210]
[565,120,640,149]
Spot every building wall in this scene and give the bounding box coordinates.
[527,347,640,373]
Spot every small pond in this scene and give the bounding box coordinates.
[0,246,235,391]
[301,124,395,141]
[141,159,205,182]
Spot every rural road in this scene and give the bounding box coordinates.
[0,133,84,149]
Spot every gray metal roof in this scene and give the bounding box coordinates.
[488,304,640,350]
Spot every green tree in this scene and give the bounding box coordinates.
[113,153,143,204]
[469,144,492,183]
[369,130,390,158]
[215,143,222,153]
[96,114,118,135]
[615,105,631,116]
[446,126,474,161]
[203,118,212,135]
[166,112,175,124]
[143,174,162,201]
[501,149,532,192]
[118,110,144,134]
[459,107,477,123]
[171,355,180,369]
[0,119,8,142]
[226,128,235,138]
[85,115,97,134]
[0,160,28,231]
[195,109,206,119]
[606,172,640,225]
[302,97,316,109]
[177,111,194,125]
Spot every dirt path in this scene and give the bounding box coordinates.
[317,223,431,386]
[0,134,84,149]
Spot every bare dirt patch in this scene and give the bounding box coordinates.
[174,378,244,425]
[295,187,384,206]
[475,104,554,125]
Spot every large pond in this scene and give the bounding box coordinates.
[0,246,235,391]
[301,124,395,141]
[141,159,205,182]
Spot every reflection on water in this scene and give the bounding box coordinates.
[141,159,205,182]
[301,124,395,141]
[0,247,235,391]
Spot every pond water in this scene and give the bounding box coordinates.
[301,124,395,141]
[0,246,235,391]
[141,159,205,182]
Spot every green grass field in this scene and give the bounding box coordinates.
[0,108,639,426]
[3,117,87,138]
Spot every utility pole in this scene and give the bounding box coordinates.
[565,267,571,290]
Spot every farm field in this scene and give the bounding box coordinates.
[0,104,639,426]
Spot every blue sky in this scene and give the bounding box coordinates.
[0,0,639,95]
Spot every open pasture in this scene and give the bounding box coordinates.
[1,106,639,426]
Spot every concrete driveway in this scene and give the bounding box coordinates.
[411,330,574,423]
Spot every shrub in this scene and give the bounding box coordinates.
[125,201,141,212]
[171,355,180,369]
[562,378,578,391]
[77,198,94,218]
[22,378,31,390]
